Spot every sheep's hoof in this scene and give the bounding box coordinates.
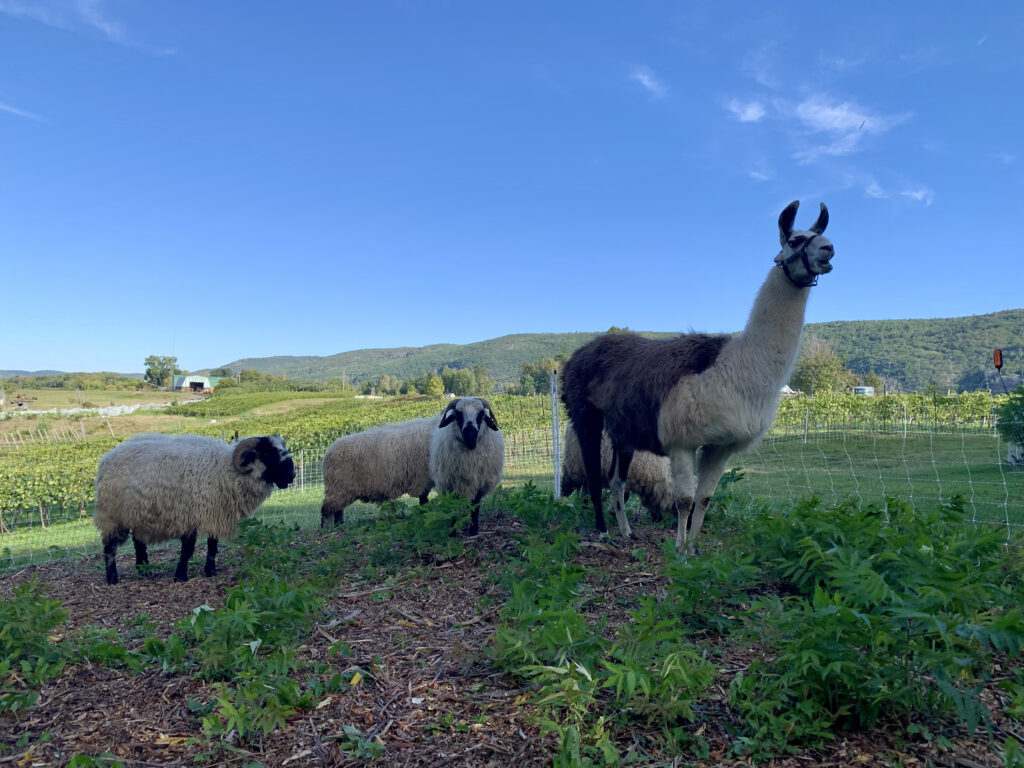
[203,566,217,577]
[174,574,189,583]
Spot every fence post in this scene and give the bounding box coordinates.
[550,369,561,498]
[300,449,305,493]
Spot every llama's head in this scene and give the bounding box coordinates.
[774,200,834,288]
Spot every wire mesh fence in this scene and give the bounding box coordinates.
[1,390,1023,574]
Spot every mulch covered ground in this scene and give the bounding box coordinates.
[0,513,1018,767]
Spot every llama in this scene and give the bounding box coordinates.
[560,200,834,554]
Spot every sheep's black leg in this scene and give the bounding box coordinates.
[175,530,198,583]
[320,503,344,527]
[132,534,149,569]
[467,490,485,536]
[418,494,430,506]
[575,411,607,533]
[203,537,219,577]
[102,528,128,585]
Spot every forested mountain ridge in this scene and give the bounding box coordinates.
[209,310,1023,393]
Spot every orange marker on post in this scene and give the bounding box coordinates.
[994,349,1003,370]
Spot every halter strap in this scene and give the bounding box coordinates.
[778,235,820,288]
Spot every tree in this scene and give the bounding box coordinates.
[213,377,239,392]
[862,372,884,392]
[473,365,494,396]
[424,373,445,396]
[441,367,475,396]
[790,337,856,395]
[209,367,234,378]
[519,354,569,395]
[143,355,181,388]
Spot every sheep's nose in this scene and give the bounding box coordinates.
[462,426,479,450]
[275,458,297,488]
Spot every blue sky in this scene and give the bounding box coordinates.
[1,1,1021,374]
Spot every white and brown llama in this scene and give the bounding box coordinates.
[560,200,835,555]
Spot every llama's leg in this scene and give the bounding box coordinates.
[609,449,635,539]
[132,534,149,570]
[686,444,734,556]
[576,412,607,533]
[102,527,129,585]
[174,530,198,583]
[203,536,219,577]
[670,449,698,554]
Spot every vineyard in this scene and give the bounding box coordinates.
[1,390,1021,570]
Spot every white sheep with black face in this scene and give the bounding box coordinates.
[428,397,505,535]
[94,434,296,584]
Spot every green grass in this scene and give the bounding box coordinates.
[3,426,1022,573]
[739,429,1024,525]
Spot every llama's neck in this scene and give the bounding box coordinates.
[725,265,811,388]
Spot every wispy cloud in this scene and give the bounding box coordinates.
[976,34,990,47]
[741,42,779,88]
[791,95,911,162]
[629,66,668,99]
[0,99,46,122]
[0,0,173,55]
[865,179,888,199]
[900,186,934,206]
[747,169,772,182]
[991,151,1016,165]
[820,53,869,72]
[724,98,766,123]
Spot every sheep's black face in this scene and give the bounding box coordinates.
[460,414,480,450]
[257,436,296,489]
[439,398,499,451]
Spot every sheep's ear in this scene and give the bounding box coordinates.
[810,202,829,234]
[479,398,499,431]
[233,437,261,473]
[778,200,799,245]
[483,408,499,431]
[438,401,459,428]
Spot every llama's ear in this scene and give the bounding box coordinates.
[778,200,799,245]
[810,203,829,234]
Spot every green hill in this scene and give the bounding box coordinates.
[208,309,1021,393]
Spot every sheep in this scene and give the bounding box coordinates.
[429,397,505,535]
[94,433,296,584]
[320,416,439,527]
[561,200,835,554]
[560,422,675,523]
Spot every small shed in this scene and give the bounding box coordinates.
[172,375,221,393]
